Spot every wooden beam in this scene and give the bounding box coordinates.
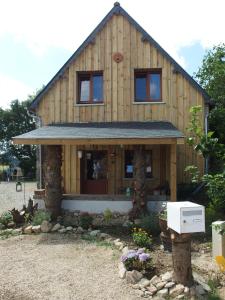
[170,143,177,201]
[13,137,184,146]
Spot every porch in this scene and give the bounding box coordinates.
[13,121,184,215]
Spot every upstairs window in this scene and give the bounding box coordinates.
[78,72,103,104]
[124,150,153,179]
[135,69,161,102]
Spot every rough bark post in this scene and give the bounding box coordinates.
[170,143,177,201]
[171,230,193,286]
[132,145,146,215]
[44,145,62,219]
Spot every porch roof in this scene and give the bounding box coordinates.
[13,121,184,145]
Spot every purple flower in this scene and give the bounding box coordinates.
[137,248,145,255]
[138,253,150,262]
[127,252,138,259]
[121,250,139,262]
[121,255,127,262]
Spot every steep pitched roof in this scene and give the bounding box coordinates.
[30,2,210,110]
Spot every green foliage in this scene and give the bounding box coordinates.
[184,166,200,183]
[103,208,113,224]
[187,106,225,160]
[186,104,225,217]
[0,229,21,240]
[0,211,13,226]
[195,44,225,105]
[79,212,93,229]
[132,227,152,248]
[203,173,225,212]
[0,90,44,177]
[138,213,161,236]
[207,278,221,300]
[158,210,167,221]
[195,43,225,146]
[32,210,51,226]
[81,234,113,248]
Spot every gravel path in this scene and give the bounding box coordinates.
[0,182,36,214]
[0,234,139,300]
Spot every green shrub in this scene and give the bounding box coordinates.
[79,212,93,229]
[103,208,113,224]
[32,210,51,226]
[0,211,13,226]
[132,227,152,248]
[205,206,224,236]
[139,213,161,236]
[203,173,225,213]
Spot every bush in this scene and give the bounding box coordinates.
[32,210,51,226]
[139,213,161,236]
[79,212,93,229]
[203,173,225,213]
[103,208,113,224]
[132,228,152,248]
[121,249,153,273]
[0,211,13,226]
[205,205,224,236]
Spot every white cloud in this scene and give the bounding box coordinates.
[0,73,33,108]
[0,0,224,108]
[0,0,224,61]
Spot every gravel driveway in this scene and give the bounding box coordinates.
[0,182,36,214]
[0,234,139,300]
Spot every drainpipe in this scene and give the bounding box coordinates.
[27,110,43,188]
[204,105,209,174]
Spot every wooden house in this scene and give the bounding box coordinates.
[13,3,210,216]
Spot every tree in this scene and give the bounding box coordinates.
[195,44,225,144]
[0,95,37,178]
[186,106,225,217]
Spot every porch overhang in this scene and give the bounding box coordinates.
[13,121,184,145]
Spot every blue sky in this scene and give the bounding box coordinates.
[0,0,224,108]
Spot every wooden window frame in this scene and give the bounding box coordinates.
[134,68,162,102]
[77,71,104,104]
[124,149,153,179]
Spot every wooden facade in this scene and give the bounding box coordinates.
[18,4,208,199]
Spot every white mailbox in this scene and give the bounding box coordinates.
[167,201,205,234]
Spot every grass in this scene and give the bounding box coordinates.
[0,229,21,240]
[81,234,114,249]
[207,278,222,300]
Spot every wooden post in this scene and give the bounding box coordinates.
[171,230,193,286]
[44,145,62,219]
[132,145,146,215]
[170,143,177,201]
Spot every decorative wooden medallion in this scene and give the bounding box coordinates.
[113,52,123,63]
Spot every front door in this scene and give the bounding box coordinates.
[81,150,108,194]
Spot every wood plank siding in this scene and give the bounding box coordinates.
[36,14,204,194]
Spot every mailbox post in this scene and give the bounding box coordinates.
[167,201,205,286]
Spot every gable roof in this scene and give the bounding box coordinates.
[30,2,210,110]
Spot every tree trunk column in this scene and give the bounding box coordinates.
[170,143,177,201]
[171,230,193,286]
[133,145,146,214]
[44,145,62,219]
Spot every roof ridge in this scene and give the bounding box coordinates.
[30,3,210,110]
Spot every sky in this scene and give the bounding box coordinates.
[0,0,224,109]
